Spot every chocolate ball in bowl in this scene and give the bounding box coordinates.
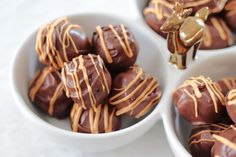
[224,0,236,32]
[143,0,173,38]
[217,77,236,96]
[29,66,73,118]
[212,125,236,157]
[200,17,234,50]
[225,89,236,124]
[188,123,228,157]
[109,65,162,118]
[92,24,139,72]
[173,75,225,125]
[70,103,120,134]
[61,54,112,110]
[36,17,91,70]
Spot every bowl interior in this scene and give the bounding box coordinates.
[169,52,236,155]
[12,13,167,132]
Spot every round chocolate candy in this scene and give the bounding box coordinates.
[29,66,73,118]
[61,54,112,110]
[200,17,234,50]
[92,24,139,72]
[173,75,225,125]
[225,89,236,124]
[224,0,236,31]
[109,65,162,118]
[188,123,228,157]
[70,103,120,133]
[143,0,173,38]
[212,125,236,157]
[35,17,91,70]
[217,77,236,96]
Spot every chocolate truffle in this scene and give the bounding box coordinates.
[92,24,139,72]
[35,17,91,70]
[29,66,73,118]
[188,123,228,157]
[212,125,236,157]
[143,0,173,38]
[224,0,236,31]
[217,77,236,96]
[225,89,236,124]
[61,54,112,110]
[109,65,162,118]
[200,17,234,49]
[167,0,227,14]
[70,103,120,133]
[173,75,225,125]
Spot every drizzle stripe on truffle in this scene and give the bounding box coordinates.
[178,76,224,117]
[96,25,134,63]
[70,103,116,133]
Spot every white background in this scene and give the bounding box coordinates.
[0,0,173,156]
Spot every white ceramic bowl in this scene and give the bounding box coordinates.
[10,10,236,155]
[10,13,169,152]
[128,0,236,156]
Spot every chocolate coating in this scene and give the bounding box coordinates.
[200,17,234,50]
[61,54,112,110]
[29,66,73,118]
[143,0,173,38]
[36,18,91,69]
[212,125,236,157]
[109,65,162,118]
[224,0,236,32]
[70,103,120,133]
[92,24,139,72]
[217,77,236,96]
[173,75,225,125]
[167,0,227,14]
[225,89,236,124]
[188,123,228,157]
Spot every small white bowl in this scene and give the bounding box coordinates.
[10,13,168,152]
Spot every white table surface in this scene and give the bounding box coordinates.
[0,0,173,156]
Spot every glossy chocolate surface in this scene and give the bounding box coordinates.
[173,76,225,124]
[70,103,120,133]
[212,125,236,157]
[109,65,162,118]
[29,66,73,118]
[189,123,228,157]
[92,24,139,72]
[61,54,112,110]
[36,18,91,69]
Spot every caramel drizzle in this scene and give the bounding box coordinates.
[48,83,64,116]
[143,0,173,20]
[225,0,236,16]
[29,67,62,116]
[203,18,233,47]
[178,76,224,117]
[36,18,81,69]
[61,55,109,110]
[70,103,115,133]
[29,67,54,101]
[109,66,161,118]
[96,24,134,63]
[228,89,236,105]
[188,124,228,146]
[213,125,236,151]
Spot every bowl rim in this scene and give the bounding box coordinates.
[10,12,165,139]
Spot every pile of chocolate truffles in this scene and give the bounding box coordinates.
[28,17,162,134]
[173,75,236,157]
[144,0,236,50]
